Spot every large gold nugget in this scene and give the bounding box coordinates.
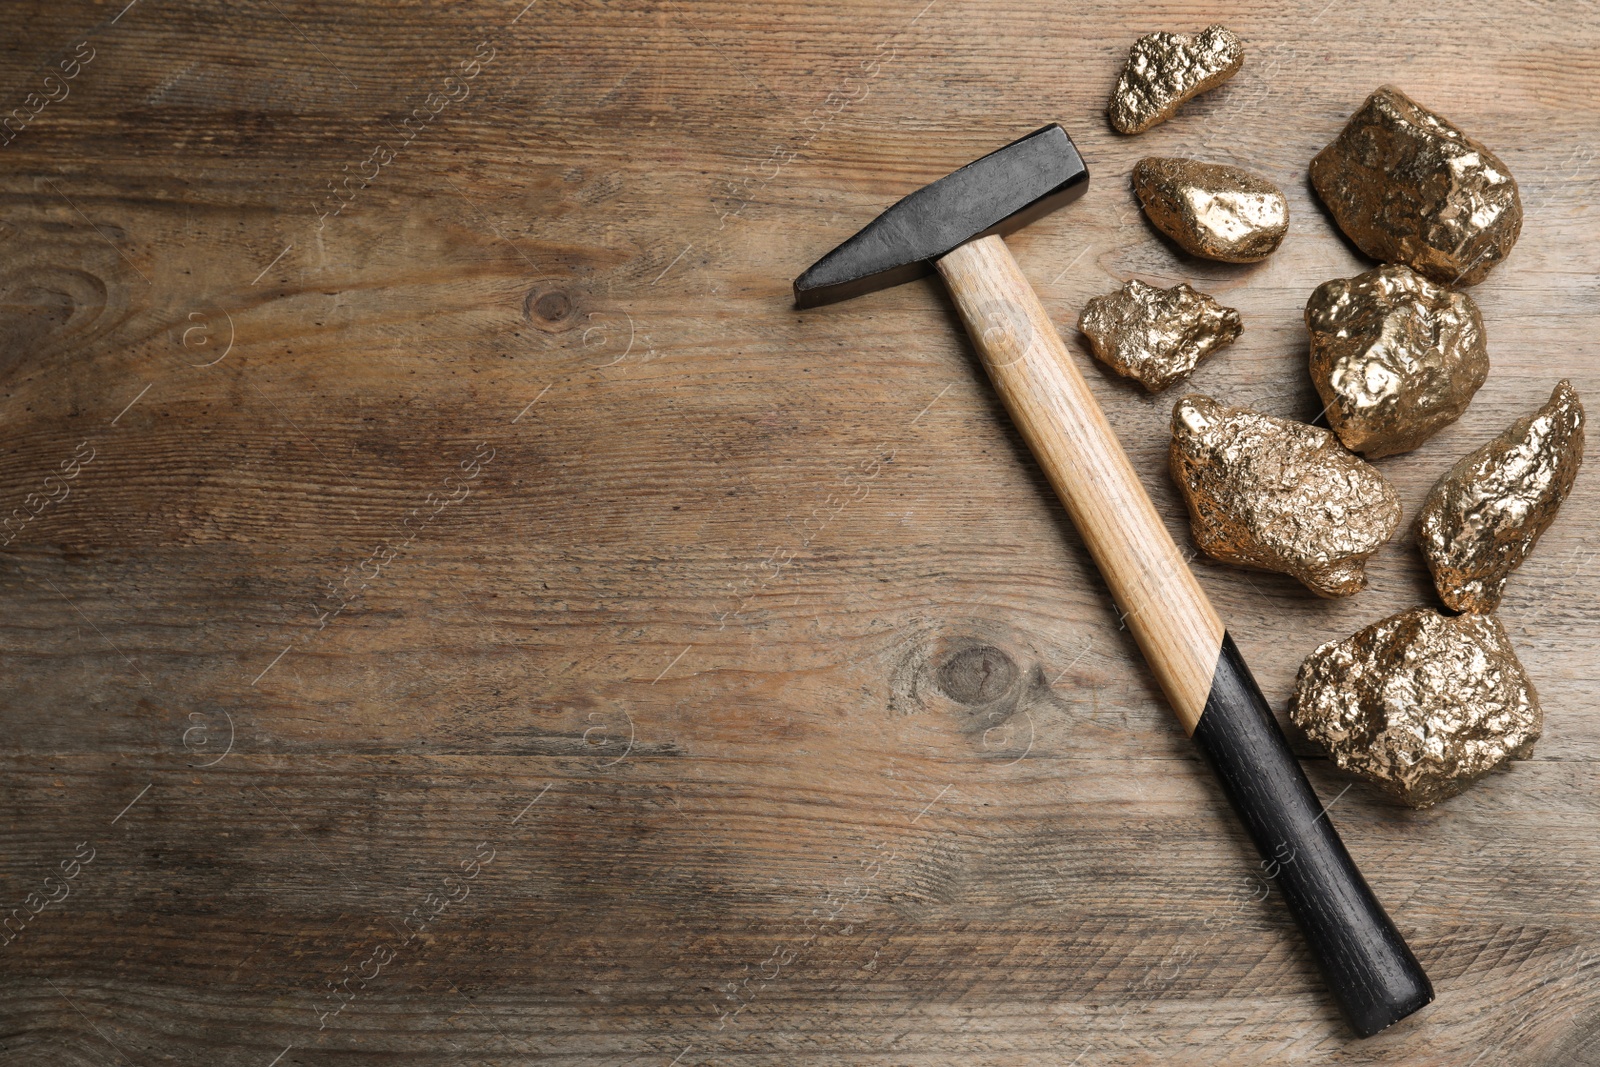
[1290,608,1540,808]
[1078,280,1242,392]
[1306,264,1489,458]
[1417,380,1585,613]
[1133,158,1288,263]
[1169,394,1401,597]
[1108,26,1244,135]
[1310,86,1523,287]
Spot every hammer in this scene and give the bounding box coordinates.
[794,124,1432,1037]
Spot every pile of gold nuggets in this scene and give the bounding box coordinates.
[1083,27,1585,808]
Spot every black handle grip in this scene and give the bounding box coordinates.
[1190,633,1433,1038]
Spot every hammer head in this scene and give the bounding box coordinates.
[793,124,1089,309]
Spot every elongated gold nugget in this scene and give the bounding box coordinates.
[1306,264,1488,458]
[1078,279,1241,392]
[1133,158,1288,263]
[1417,380,1585,613]
[1169,395,1401,597]
[1310,86,1522,286]
[1291,608,1540,808]
[1108,26,1244,135]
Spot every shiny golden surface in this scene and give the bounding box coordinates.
[1107,25,1244,135]
[1418,380,1586,612]
[1290,608,1541,808]
[1077,279,1241,392]
[1310,85,1523,286]
[1305,264,1489,457]
[1133,158,1288,263]
[1169,395,1401,597]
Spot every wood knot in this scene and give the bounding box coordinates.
[523,287,575,328]
[935,645,1019,706]
[0,264,112,367]
[886,625,1076,765]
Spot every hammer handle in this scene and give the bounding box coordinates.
[934,234,1432,1038]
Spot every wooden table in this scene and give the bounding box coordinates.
[2,1,1596,1063]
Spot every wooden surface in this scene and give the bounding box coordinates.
[1,1,1597,1063]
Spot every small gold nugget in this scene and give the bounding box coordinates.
[1306,264,1489,457]
[1169,395,1401,597]
[1078,280,1242,392]
[1133,158,1288,263]
[1310,86,1522,287]
[1108,26,1244,135]
[1418,380,1585,613]
[1291,608,1540,808]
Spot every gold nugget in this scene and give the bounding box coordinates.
[1108,26,1244,135]
[1310,86,1522,287]
[1290,608,1540,808]
[1306,264,1489,457]
[1418,381,1585,613]
[1133,158,1288,263]
[1078,280,1242,392]
[1169,395,1401,597]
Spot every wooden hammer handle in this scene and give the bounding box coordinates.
[936,234,1222,731]
[934,234,1433,1038]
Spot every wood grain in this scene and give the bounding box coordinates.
[1,0,1598,1064]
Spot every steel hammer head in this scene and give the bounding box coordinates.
[793,124,1089,309]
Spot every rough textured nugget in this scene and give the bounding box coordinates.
[1291,608,1540,808]
[1310,86,1522,286]
[1078,279,1241,391]
[1169,395,1401,597]
[1108,26,1244,135]
[1306,264,1488,457]
[1418,381,1585,612]
[1134,158,1288,263]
